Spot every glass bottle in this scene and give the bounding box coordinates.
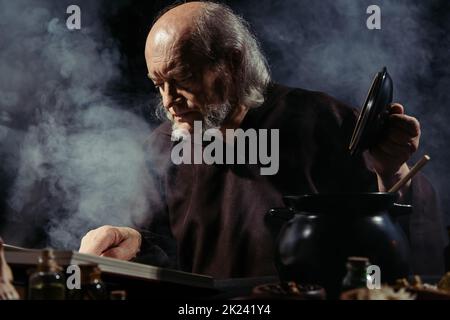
[28,249,66,300]
[341,256,370,291]
[66,266,108,300]
[86,266,108,300]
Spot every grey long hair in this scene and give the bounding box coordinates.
[192,2,271,109]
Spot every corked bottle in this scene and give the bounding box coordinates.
[28,249,66,300]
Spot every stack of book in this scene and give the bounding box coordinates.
[4,244,215,298]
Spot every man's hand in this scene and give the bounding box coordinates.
[368,103,421,192]
[79,226,142,261]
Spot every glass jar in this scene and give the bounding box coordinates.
[28,249,66,300]
[341,256,370,291]
[67,266,108,300]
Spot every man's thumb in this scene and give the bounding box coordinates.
[389,103,404,115]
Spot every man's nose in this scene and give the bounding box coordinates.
[161,82,181,108]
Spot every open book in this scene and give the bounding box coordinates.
[3,244,214,289]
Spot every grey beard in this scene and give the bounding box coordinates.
[202,101,233,130]
[155,99,234,132]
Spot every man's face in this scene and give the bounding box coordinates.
[146,30,234,133]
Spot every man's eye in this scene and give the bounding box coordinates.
[177,78,194,90]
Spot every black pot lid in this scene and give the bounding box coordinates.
[349,67,393,155]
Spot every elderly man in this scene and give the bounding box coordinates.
[79,2,447,279]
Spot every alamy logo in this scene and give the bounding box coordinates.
[366,5,381,30]
[170,121,280,176]
[66,265,81,290]
[66,5,81,30]
[366,265,381,289]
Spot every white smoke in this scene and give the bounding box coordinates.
[0,0,153,248]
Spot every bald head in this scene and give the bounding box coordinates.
[145,2,205,62]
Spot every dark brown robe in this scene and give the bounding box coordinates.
[134,83,447,279]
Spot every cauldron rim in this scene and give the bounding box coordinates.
[283,192,398,215]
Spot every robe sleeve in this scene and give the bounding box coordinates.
[397,172,448,275]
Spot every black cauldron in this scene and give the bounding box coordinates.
[266,192,411,298]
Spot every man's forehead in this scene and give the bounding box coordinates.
[147,59,176,80]
[147,40,184,75]
[146,31,200,79]
[146,26,192,60]
[148,58,196,81]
